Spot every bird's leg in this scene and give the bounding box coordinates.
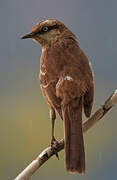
[50,108,59,159]
[51,108,56,143]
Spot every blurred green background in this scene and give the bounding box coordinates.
[0,0,117,179]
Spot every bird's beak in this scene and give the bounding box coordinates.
[21,32,36,39]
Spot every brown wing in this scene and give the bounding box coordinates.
[78,49,94,117]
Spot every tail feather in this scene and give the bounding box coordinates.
[62,104,85,173]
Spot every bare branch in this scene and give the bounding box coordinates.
[14,89,117,180]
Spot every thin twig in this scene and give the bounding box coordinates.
[14,89,117,180]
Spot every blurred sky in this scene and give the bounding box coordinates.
[0,0,117,180]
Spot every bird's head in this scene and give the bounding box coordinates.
[21,19,76,46]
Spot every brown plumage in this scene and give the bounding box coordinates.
[21,19,94,173]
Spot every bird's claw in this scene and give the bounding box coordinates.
[51,137,59,160]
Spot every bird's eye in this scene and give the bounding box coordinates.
[42,26,49,32]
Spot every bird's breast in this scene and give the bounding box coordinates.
[39,53,56,89]
[40,45,65,86]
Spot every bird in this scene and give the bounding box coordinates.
[21,19,94,174]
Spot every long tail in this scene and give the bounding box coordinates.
[62,104,85,174]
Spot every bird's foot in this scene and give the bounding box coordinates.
[51,137,59,160]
